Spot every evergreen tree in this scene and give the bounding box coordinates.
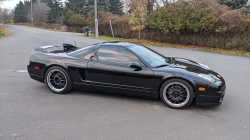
[217,0,250,13]
[45,0,63,23]
[65,0,124,17]
[242,5,250,13]
[14,1,27,23]
[82,0,92,17]
[82,0,110,17]
[23,0,32,15]
[109,0,124,15]
[217,0,248,9]
[65,0,85,15]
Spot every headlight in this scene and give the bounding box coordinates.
[198,74,214,82]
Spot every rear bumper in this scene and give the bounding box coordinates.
[29,73,44,83]
[27,64,45,83]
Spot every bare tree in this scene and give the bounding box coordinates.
[147,0,155,15]
[122,0,148,15]
[122,0,131,15]
[122,0,175,15]
[154,0,178,7]
[26,2,50,23]
[0,8,12,23]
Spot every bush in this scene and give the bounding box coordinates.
[4,20,13,24]
[86,9,111,32]
[87,3,250,51]
[62,7,87,27]
[149,0,220,33]
[34,22,67,31]
[91,10,135,38]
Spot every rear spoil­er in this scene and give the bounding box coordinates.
[34,43,78,53]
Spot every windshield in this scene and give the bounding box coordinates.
[129,45,170,67]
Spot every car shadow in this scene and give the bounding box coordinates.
[67,90,220,111]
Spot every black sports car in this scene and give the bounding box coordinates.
[28,42,226,109]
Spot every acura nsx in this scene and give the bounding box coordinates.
[27,42,226,109]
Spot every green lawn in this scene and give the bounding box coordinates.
[80,35,127,42]
[0,27,5,38]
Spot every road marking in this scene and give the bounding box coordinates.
[12,25,40,33]
[15,70,28,73]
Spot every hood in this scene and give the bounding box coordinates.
[169,57,225,84]
[172,58,211,74]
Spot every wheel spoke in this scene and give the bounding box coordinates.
[60,73,64,78]
[163,81,190,107]
[180,90,186,94]
[51,72,56,77]
[47,69,68,92]
[168,88,174,93]
[60,83,63,88]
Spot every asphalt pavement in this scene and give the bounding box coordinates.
[0,25,250,140]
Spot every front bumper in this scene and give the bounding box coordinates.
[196,90,225,106]
[196,83,226,106]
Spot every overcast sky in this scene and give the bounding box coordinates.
[1,0,23,9]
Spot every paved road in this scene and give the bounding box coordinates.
[0,25,250,140]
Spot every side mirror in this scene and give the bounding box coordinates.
[130,62,141,69]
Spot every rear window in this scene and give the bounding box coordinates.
[68,45,95,59]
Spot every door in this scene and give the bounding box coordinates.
[86,45,155,95]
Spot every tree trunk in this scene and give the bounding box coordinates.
[138,30,141,42]
[147,0,154,15]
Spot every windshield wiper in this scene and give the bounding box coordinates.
[156,64,169,68]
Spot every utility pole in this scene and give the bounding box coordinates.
[31,0,33,26]
[95,0,98,38]
[11,10,12,25]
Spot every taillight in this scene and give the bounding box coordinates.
[34,66,39,70]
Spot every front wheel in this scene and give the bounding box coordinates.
[160,79,194,109]
[45,66,72,94]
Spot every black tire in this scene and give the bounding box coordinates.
[45,66,72,94]
[160,79,194,109]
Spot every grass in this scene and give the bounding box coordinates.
[80,35,127,41]
[0,27,5,37]
[80,35,250,57]
[0,26,10,38]
[10,23,64,32]
[24,25,64,32]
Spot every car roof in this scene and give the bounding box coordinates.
[96,41,139,48]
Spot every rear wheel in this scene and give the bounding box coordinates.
[160,79,194,109]
[45,66,72,94]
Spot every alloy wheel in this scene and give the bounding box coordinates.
[163,82,190,107]
[47,69,67,92]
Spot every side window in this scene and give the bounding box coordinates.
[68,45,95,59]
[95,45,139,65]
